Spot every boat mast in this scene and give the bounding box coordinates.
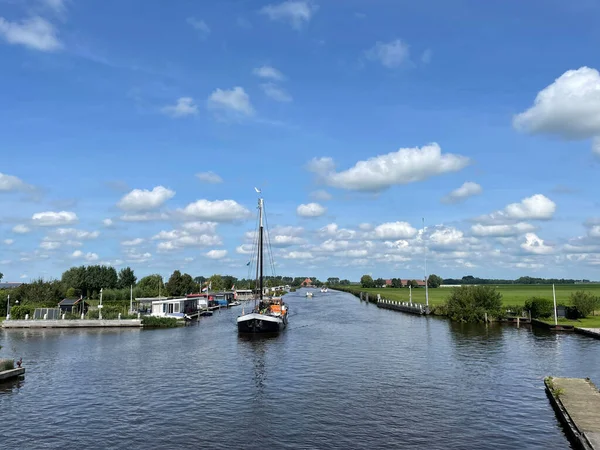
[259,197,264,301]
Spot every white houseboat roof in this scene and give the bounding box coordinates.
[150,297,189,305]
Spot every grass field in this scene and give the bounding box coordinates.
[338,284,600,307]
[540,316,600,328]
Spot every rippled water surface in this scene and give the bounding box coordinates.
[2,289,600,449]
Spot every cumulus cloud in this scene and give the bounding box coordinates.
[12,224,30,234]
[260,83,293,102]
[0,172,34,192]
[297,203,326,217]
[318,223,356,240]
[366,39,410,68]
[0,16,62,51]
[44,228,99,242]
[521,233,553,255]
[4,239,14,245]
[253,65,285,81]
[260,1,316,29]
[40,241,60,250]
[205,249,227,259]
[307,143,470,192]
[117,186,175,211]
[161,97,198,118]
[441,182,482,204]
[513,67,600,140]
[283,251,313,259]
[372,222,417,240]
[471,222,536,237]
[32,211,77,227]
[181,222,218,234]
[179,199,251,222]
[207,87,254,117]
[196,171,223,184]
[103,218,113,227]
[236,244,254,254]
[429,227,464,247]
[71,250,99,261]
[479,194,556,223]
[122,238,144,246]
[120,213,170,222]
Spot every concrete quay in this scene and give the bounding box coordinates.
[2,319,142,328]
[545,377,600,450]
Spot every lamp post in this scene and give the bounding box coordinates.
[99,288,103,320]
[6,294,10,319]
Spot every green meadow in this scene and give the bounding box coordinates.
[339,284,600,307]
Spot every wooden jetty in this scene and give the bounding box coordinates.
[2,319,142,328]
[377,298,430,315]
[545,377,600,449]
[0,367,25,381]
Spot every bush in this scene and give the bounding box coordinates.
[142,316,178,328]
[8,305,33,320]
[445,285,503,322]
[0,359,14,371]
[504,304,525,316]
[524,297,554,319]
[570,291,600,318]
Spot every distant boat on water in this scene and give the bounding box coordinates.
[306,291,313,298]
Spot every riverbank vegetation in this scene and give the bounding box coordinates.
[141,316,179,328]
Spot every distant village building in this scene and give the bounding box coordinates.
[58,298,89,314]
[301,278,313,287]
[384,279,426,287]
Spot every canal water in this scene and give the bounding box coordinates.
[1,289,599,449]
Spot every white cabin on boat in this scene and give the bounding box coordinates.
[151,297,197,318]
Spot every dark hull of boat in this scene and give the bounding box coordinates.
[237,317,286,334]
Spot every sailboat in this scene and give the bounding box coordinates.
[237,191,288,334]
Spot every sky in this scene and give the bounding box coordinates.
[1,0,600,283]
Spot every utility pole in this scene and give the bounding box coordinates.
[423,217,429,308]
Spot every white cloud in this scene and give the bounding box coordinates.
[236,244,254,254]
[521,233,553,255]
[310,190,332,201]
[186,17,210,37]
[179,199,251,221]
[515,71,600,156]
[271,235,304,247]
[40,241,60,250]
[161,97,198,118]
[122,238,144,246]
[441,182,482,204]
[283,251,313,259]
[372,222,417,240]
[471,222,536,237]
[308,143,470,192]
[207,87,254,117]
[20,274,28,279]
[42,0,66,13]
[181,222,218,234]
[260,83,293,102]
[103,218,113,227]
[260,1,316,29]
[253,65,285,81]
[12,224,30,234]
[589,225,600,238]
[32,211,77,227]
[196,171,223,184]
[514,67,600,140]
[479,194,556,223]
[205,249,227,259]
[297,202,326,217]
[0,16,62,52]
[71,250,99,261]
[366,39,410,68]
[4,239,14,245]
[123,250,152,263]
[0,173,33,192]
[117,186,175,211]
[155,228,221,251]
[358,223,372,231]
[46,228,100,240]
[429,227,464,247]
[120,212,170,222]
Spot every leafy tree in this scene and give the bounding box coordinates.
[118,267,137,289]
[292,277,305,287]
[524,297,554,319]
[570,291,600,318]
[208,274,223,292]
[137,274,163,297]
[194,276,207,285]
[374,278,386,288]
[10,278,64,307]
[428,274,443,288]
[391,278,403,288]
[406,280,420,288]
[66,287,77,298]
[327,277,340,285]
[166,270,184,296]
[0,272,3,282]
[180,273,196,295]
[445,285,503,322]
[62,266,87,295]
[339,279,351,285]
[360,275,375,288]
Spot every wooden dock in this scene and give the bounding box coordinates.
[2,319,142,328]
[376,298,430,315]
[0,367,25,382]
[545,377,600,449]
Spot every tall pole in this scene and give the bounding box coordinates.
[130,284,133,314]
[99,288,103,320]
[6,294,10,319]
[259,197,264,301]
[423,217,429,308]
[553,284,558,326]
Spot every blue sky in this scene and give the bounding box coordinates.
[1,0,600,283]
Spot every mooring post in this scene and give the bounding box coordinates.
[516,317,520,328]
[484,312,488,323]
[377,294,381,302]
[366,293,369,302]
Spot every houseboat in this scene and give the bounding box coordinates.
[151,297,199,319]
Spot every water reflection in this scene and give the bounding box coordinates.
[0,377,24,394]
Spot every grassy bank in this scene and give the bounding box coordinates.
[335,284,600,307]
[540,316,600,328]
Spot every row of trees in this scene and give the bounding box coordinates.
[359,275,444,289]
[442,275,592,285]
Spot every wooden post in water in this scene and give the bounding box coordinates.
[484,312,488,323]
[553,284,558,327]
